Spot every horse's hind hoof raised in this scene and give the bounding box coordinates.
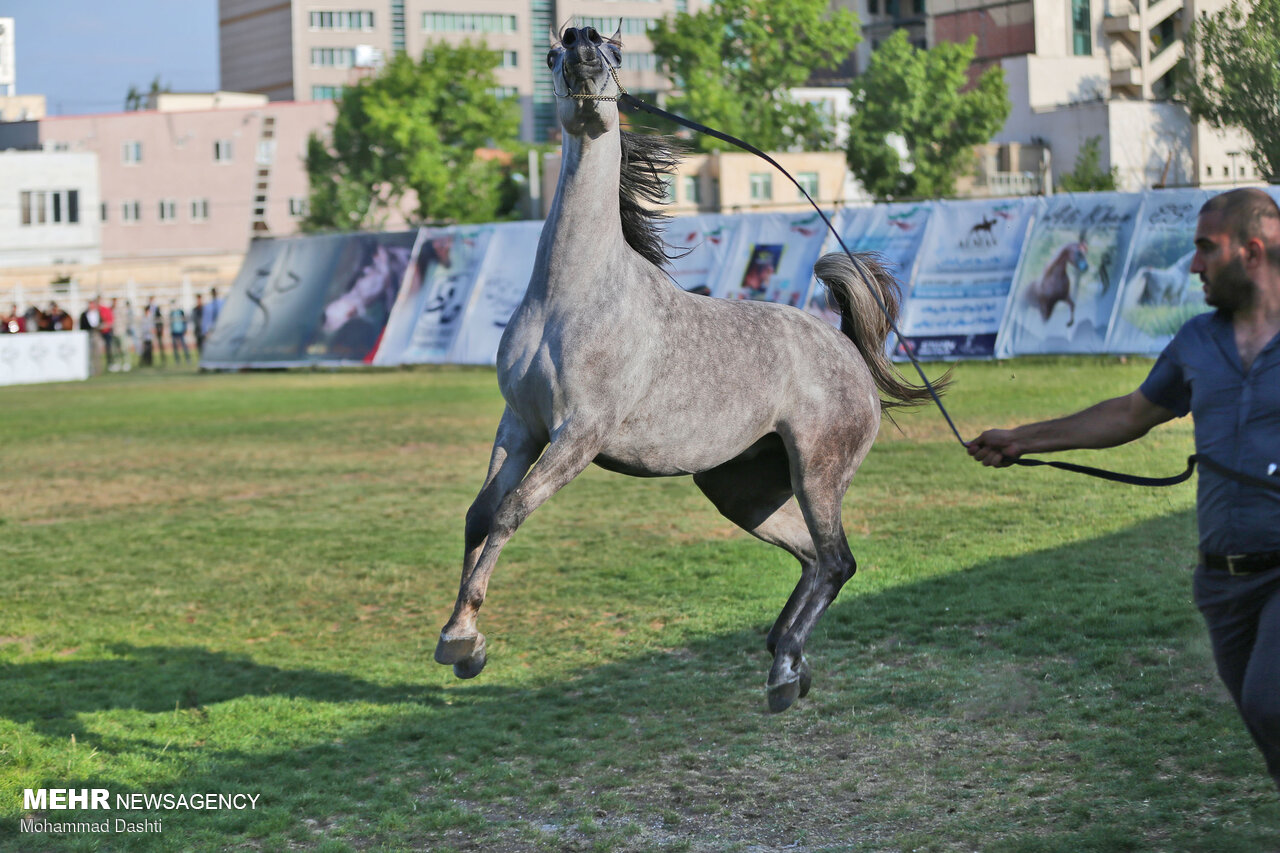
[435,631,487,679]
[452,647,487,679]
[766,657,812,713]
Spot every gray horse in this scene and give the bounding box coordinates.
[435,25,941,712]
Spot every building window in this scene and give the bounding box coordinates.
[621,53,658,72]
[121,201,142,223]
[289,197,308,217]
[123,140,142,164]
[682,176,701,205]
[796,172,820,199]
[577,16,658,36]
[158,199,178,222]
[309,10,374,30]
[422,13,517,34]
[749,173,773,201]
[100,202,109,223]
[869,0,879,13]
[312,85,344,100]
[214,139,233,162]
[487,85,519,99]
[499,50,518,69]
[1071,0,1091,56]
[19,189,79,226]
[191,199,210,221]
[311,47,357,68]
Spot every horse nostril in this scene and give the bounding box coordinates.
[585,27,601,44]
[563,29,577,46]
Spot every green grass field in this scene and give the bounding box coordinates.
[1,358,1277,852]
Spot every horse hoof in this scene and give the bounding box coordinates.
[435,631,484,666]
[797,659,812,699]
[453,648,487,680]
[767,677,801,713]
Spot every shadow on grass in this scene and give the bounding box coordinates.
[6,508,1280,852]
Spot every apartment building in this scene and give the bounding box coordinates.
[0,94,336,261]
[855,0,1259,192]
[219,0,708,144]
[0,151,100,269]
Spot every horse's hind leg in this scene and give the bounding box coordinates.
[692,442,816,657]
[765,433,868,713]
[436,417,600,678]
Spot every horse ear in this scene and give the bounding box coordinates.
[608,21,622,46]
[548,26,561,48]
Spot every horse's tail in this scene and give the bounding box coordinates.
[812,251,949,410]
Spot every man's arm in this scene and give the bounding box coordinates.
[967,390,1178,468]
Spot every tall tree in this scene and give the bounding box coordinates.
[1058,136,1119,193]
[1181,0,1280,182]
[647,0,860,153]
[846,30,1010,200]
[304,43,520,231]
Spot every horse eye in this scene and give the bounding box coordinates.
[546,50,558,69]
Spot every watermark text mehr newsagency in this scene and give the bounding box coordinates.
[20,788,262,835]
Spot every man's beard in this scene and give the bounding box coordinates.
[1203,256,1257,314]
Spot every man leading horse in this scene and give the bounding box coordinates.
[969,187,1280,790]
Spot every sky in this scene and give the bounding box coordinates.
[7,0,219,116]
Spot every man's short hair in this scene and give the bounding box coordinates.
[1201,187,1280,268]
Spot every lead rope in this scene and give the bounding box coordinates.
[561,48,1277,493]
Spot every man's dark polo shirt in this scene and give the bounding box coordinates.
[1140,311,1280,555]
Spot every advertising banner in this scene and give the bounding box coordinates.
[663,214,741,295]
[714,211,834,307]
[202,231,416,368]
[897,197,1037,359]
[995,192,1141,357]
[373,226,494,365]
[0,331,90,386]
[804,202,933,336]
[1105,189,1215,354]
[447,220,544,364]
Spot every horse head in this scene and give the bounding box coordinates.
[547,25,623,135]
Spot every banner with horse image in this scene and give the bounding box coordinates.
[713,211,836,307]
[201,230,417,368]
[803,203,933,336]
[1104,189,1216,355]
[895,197,1037,360]
[446,220,546,364]
[994,193,1141,358]
[372,226,495,365]
[663,214,742,296]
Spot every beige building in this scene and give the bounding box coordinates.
[0,95,339,303]
[219,0,707,143]
[855,0,1261,193]
[541,149,852,216]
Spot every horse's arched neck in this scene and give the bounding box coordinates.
[537,126,624,276]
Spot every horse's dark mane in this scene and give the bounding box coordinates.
[618,130,687,269]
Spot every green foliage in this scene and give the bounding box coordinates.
[304,43,521,231]
[648,0,860,153]
[847,30,1011,200]
[1058,136,1119,193]
[1182,0,1280,182]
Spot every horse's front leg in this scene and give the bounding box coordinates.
[436,421,602,678]
[436,409,543,676]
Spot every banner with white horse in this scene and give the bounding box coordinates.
[896,197,1037,360]
[1104,189,1216,355]
[202,230,416,368]
[995,192,1142,358]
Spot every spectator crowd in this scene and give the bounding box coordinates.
[1,289,224,371]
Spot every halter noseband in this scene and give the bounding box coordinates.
[550,45,629,103]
